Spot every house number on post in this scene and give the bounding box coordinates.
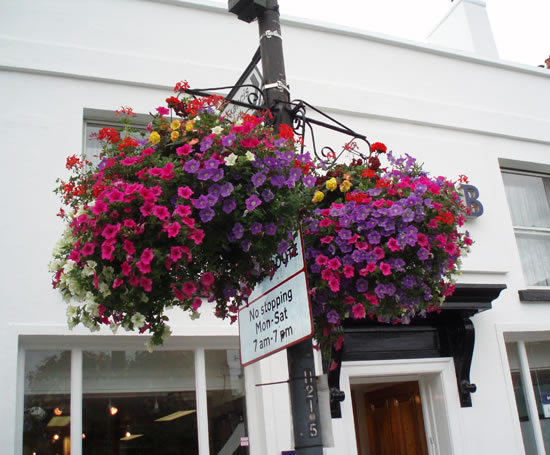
[304,368,318,438]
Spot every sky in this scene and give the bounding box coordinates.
[218,0,550,68]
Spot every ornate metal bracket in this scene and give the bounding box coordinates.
[326,284,505,417]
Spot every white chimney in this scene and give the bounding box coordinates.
[427,0,499,58]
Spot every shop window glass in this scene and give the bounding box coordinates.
[502,171,550,286]
[507,340,550,454]
[205,350,248,455]
[23,350,71,455]
[82,350,198,455]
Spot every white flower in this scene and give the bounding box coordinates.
[140,293,149,303]
[211,125,223,135]
[161,324,172,340]
[190,311,201,321]
[82,261,97,277]
[131,312,146,329]
[98,282,111,297]
[63,260,77,274]
[225,153,238,166]
[245,151,255,162]
[145,340,154,353]
[87,301,99,317]
[110,322,120,334]
[66,305,77,318]
[235,119,243,126]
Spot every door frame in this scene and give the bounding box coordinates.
[338,357,466,455]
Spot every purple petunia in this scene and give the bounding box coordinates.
[184,159,200,174]
[200,135,214,152]
[265,223,277,235]
[199,208,215,223]
[302,174,316,187]
[192,195,209,209]
[250,222,263,235]
[277,240,289,255]
[417,247,430,260]
[261,189,274,202]
[232,222,245,240]
[251,172,266,187]
[327,310,340,324]
[204,158,219,169]
[241,239,252,252]
[245,195,262,211]
[220,182,234,197]
[223,199,236,214]
[221,133,236,147]
[356,278,369,293]
[270,175,285,188]
[211,168,224,182]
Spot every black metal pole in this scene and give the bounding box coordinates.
[256,2,324,454]
[228,1,325,453]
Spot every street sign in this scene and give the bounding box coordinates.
[225,47,263,118]
[239,231,313,366]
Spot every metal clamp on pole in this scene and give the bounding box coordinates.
[263,80,290,93]
[260,29,282,40]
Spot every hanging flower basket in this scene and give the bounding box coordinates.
[50,83,315,346]
[303,142,472,357]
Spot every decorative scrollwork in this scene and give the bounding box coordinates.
[184,85,375,168]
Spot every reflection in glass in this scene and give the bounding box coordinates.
[23,350,71,455]
[82,350,198,454]
[205,350,248,455]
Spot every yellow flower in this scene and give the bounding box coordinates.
[170,120,181,130]
[312,190,325,203]
[171,131,180,141]
[148,131,161,145]
[340,179,352,192]
[326,177,338,191]
[185,120,195,132]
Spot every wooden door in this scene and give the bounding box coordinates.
[364,382,429,455]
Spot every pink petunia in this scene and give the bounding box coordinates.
[319,218,332,228]
[444,243,458,255]
[152,205,170,220]
[121,261,132,276]
[351,303,366,319]
[140,248,154,265]
[180,216,195,228]
[327,257,341,270]
[355,241,369,250]
[91,199,108,215]
[417,233,429,247]
[101,240,115,261]
[373,246,385,259]
[136,260,151,274]
[343,264,355,278]
[320,236,334,244]
[81,242,95,256]
[174,205,192,217]
[165,221,181,238]
[140,202,154,217]
[123,239,135,256]
[315,255,329,266]
[107,189,124,203]
[189,229,205,245]
[140,276,152,292]
[160,162,175,181]
[176,144,192,156]
[182,281,196,298]
[379,262,392,276]
[328,277,340,292]
[192,297,202,311]
[177,186,194,199]
[321,269,334,281]
[121,157,139,166]
[200,272,215,288]
[387,237,401,252]
[113,278,124,289]
[123,219,136,229]
[141,147,155,156]
[156,106,169,115]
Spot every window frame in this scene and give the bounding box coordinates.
[502,168,550,299]
[17,335,244,455]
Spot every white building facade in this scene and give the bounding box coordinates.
[1,0,550,454]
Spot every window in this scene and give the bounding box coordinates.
[22,345,247,455]
[502,171,550,287]
[506,340,550,454]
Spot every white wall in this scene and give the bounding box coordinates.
[2,0,550,454]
